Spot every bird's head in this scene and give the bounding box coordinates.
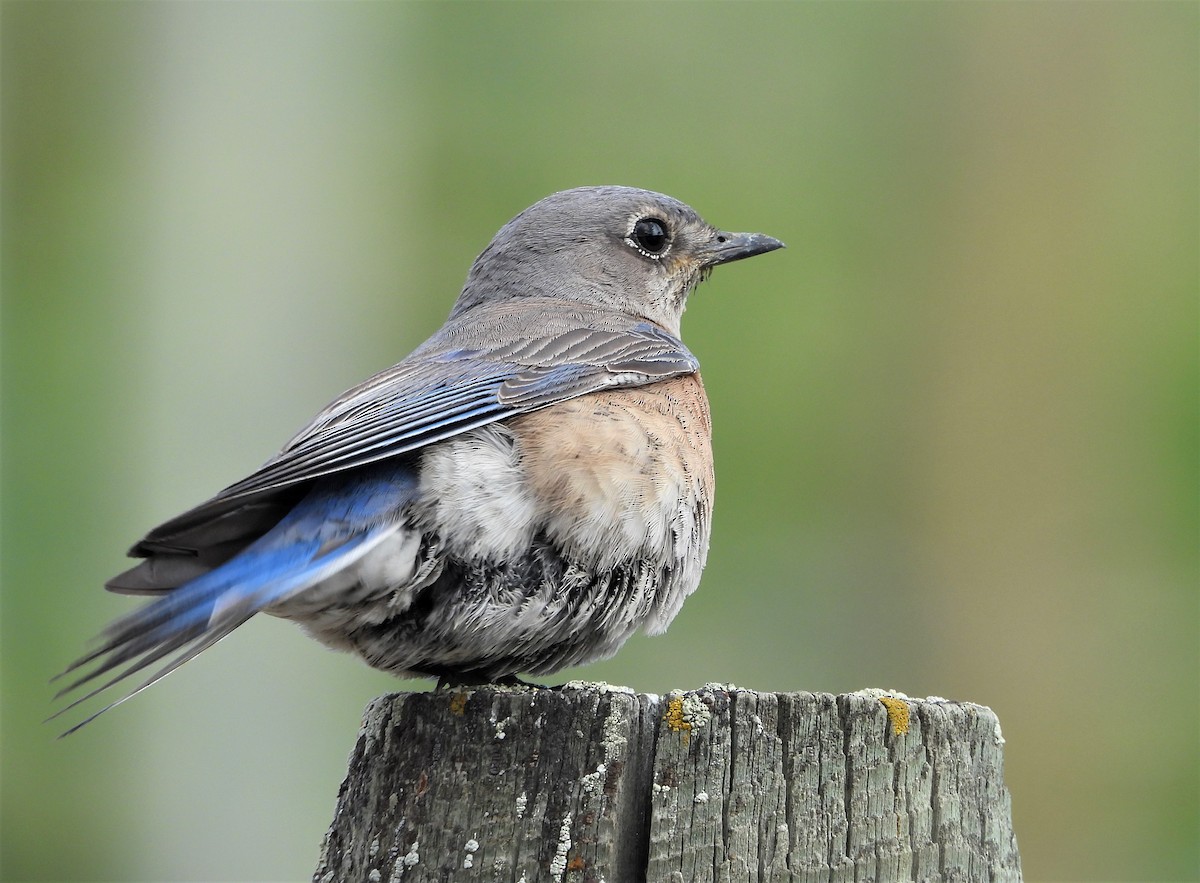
[453,186,784,337]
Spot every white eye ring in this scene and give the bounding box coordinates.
[627,216,671,260]
[626,237,667,260]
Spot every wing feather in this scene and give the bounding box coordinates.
[129,321,697,553]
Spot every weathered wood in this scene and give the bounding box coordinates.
[314,684,1020,882]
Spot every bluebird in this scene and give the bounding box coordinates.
[53,186,783,733]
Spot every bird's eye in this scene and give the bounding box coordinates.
[631,217,669,256]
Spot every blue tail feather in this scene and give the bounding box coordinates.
[52,463,418,734]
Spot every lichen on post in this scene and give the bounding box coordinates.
[314,684,1021,882]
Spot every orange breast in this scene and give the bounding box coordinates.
[508,374,713,564]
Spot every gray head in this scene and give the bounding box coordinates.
[451,186,784,336]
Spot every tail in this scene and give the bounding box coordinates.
[51,464,417,735]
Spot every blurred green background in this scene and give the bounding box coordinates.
[3,2,1196,881]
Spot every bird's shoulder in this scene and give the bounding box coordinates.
[291,300,697,441]
[196,301,697,506]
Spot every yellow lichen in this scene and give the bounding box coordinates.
[879,696,910,735]
[664,696,692,735]
[448,693,468,716]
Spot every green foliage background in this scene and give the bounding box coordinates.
[3,3,1196,880]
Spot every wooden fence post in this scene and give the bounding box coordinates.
[314,684,1020,882]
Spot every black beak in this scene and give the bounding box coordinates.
[701,231,785,267]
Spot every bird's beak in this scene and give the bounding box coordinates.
[700,231,785,267]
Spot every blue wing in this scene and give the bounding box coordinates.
[115,321,697,582]
[52,319,697,731]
